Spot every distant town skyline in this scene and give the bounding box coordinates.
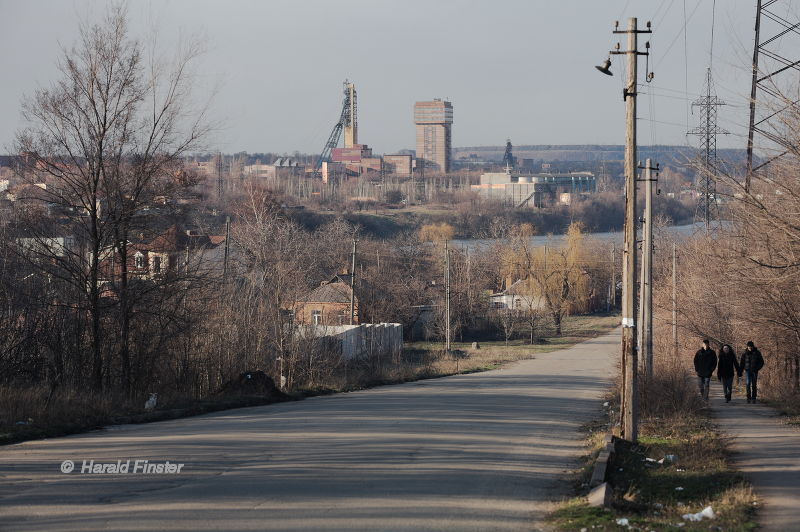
[0,1,787,156]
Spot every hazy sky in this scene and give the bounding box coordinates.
[0,1,791,155]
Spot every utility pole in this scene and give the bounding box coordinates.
[610,17,651,443]
[444,239,451,352]
[610,243,616,310]
[216,152,224,200]
[672,242,678,358]
[349,234,358,325]
[222,216,230,282]
[639,159,657,378]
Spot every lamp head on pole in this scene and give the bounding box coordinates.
[595,58,613,76]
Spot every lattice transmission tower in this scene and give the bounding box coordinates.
[688,68,728,228]
[746,0,800,190]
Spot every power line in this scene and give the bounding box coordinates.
[654,0,704,70]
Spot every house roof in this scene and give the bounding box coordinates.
[300,281,351,304]
[299,274,356,303]
[273,157,299,167]
[140,225,218,253]
[491,279,529,297]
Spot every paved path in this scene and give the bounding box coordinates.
[0,331,619,532]
[711,383,800,531]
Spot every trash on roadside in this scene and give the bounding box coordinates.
[603,401,610,407]
[675,486,684,491]
[616,517,630,527]
[660,454,677,464]
[676,468,685,472]
[682,506,716,522]
[644,457,658,462]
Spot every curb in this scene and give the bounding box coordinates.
[587,433,617,507]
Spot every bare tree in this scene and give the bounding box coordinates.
[14,5,210,392]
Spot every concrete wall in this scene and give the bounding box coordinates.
[305,323,403,359]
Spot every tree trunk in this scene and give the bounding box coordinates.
[553,312,562,336]
[117,233,131,397]
[90,212,103,392]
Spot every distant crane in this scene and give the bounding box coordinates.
[314,80,355,175]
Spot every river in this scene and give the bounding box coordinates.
[452,222,717,250]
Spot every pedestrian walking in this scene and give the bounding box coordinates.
[717,344,741,403]
[739,341,765,403]
[694,339,717,401]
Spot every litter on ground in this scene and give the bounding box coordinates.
[682,506,716,522]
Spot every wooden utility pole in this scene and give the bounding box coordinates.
[611,17,650,442]
[610,243,616,310]
[349,235,358,325]
[640,159,656,378]
[673,242,678,358]
[445,239,451,352]
[222,216,231,282]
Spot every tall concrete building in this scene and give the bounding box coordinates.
[343,81,358,149]
[414,99,453,174]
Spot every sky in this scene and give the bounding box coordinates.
[0,0,795,156]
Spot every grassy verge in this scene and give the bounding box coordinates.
[762,395,800,427]
[0,390,294,446]
[548,413,758,531]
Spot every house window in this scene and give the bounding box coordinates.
[311,310,322,326]
[152,255,162,274]
[134,252,144,269]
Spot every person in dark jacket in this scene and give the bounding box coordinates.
[717,344,741,403]
[694,339,717,401]
[739,341,765,403]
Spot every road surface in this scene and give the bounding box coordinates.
[0,331,619,531]
[712,384,800,531]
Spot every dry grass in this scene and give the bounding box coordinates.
[0,385,291,445]
[548,353,758,531]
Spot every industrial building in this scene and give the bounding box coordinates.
[472,169,596,207]
[242,158,304,180]
[382,154,412,177]
[343,81,357,148]
[330,144,382,176]
[414,99,453,174]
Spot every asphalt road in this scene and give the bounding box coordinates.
[0,331,619,532]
